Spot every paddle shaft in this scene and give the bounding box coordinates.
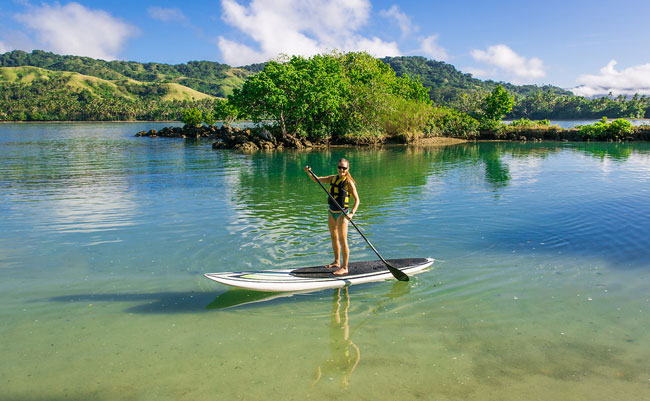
[306,168,409,282]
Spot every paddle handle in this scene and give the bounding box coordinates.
[305,167,409,282]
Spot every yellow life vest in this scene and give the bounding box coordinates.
[328,176,349,211]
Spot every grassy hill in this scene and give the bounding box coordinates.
[0,50,252,97]
[0,66,214,101]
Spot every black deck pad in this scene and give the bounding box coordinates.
[290,258,429,278]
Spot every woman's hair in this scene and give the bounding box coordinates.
[339,158,355,187]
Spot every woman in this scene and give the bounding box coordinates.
[305,158,360,275]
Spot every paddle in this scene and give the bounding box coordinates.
[306,167,409,282]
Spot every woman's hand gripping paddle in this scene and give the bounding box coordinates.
[306,167,409,282]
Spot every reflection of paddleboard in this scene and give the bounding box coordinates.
[206,290,300,310]
[204,258,434,292]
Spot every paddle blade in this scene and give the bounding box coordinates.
[387,263,409,282]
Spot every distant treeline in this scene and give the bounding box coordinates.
[510,91,649,119]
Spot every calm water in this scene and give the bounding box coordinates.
[1,123,649,400]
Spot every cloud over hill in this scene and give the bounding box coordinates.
[13,2,137,60]
[572,60,650,97]
[217,0,400,66]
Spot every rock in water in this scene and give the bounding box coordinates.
[234,141,260,152]
[259,129,273,141]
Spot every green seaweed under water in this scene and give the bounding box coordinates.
[1,123,649,400]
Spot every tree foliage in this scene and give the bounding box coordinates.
[213,99,241,126]
[227,51,434,141]
[337,52,431,138]
[202,110,216,127]
[182,108,203,127]
[577,117,633,140]
[430,107,481,138]
[482,85,515,121]
[230,53,346,138]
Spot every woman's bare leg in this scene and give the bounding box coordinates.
[327,212,340,268]
[333,216,349,275]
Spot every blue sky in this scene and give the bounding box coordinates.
[1,0,650,96]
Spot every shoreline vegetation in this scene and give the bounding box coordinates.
[135,117,650,152]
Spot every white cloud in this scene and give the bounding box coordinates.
[352,36,400,56]
[462,66,489,78]
[14,2,138,60]
[0,41,7,53]
[470,44,545,82]
[218,37,267,67]
[218,0,400,65]
[379,5,416,37]
[147,6,187,22]
[571,60,650,97]
[418,34,448,61]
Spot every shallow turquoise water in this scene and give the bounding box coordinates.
[1,123,649,400]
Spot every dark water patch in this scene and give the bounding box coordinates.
[40,289,312,314]
[42,291,224,314]
[39,288,335,314]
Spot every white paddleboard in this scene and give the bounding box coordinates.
[204,258,434,292]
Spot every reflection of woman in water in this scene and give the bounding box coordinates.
[312,287,360,388]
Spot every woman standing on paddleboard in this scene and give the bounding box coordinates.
[304,158,360,276]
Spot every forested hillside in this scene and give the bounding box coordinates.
[381,56,571,102]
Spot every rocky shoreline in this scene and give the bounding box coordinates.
[477,126,650,142]
[136,125,327,151]
[135,124,650,151]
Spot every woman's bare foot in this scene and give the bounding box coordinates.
[325,262,340,269]
[333,267,349,275]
